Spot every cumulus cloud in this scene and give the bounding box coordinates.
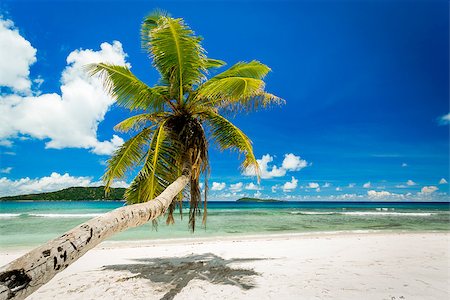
[307,182,319,189]
[367,190,392,199]
[243,154,285,178]
[271,185,278,193]
[283,176,298,192]
[0,172,129,197]
[0,20,128,155]
[348,183,355,188]
[0,167,12,174]
[281,153,308,171]
[229,182,243,192]
[245,182,261,190]
[406,180,416,186]
[211,182,226,191]
[335,187,342,191]
[420,186,438,194]
[243,153,308,179]
[0,18,37,93]
[322,182,331,188]
[401,163,408,167]
[254,191,262,198]
[363,182,371,188]
[439,178,447,185]
[438,113,450,125]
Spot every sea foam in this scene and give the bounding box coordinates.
[0,213,21,218]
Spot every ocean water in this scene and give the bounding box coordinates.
[1,201,449,249]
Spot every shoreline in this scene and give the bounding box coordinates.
[2,229,449,253]
[2,231,449,299]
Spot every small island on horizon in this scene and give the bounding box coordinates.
[0,186,126,201]
[236,197,285,203]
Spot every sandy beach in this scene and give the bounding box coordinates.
[1,232,449,300]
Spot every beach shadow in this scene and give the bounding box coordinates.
[102,253,265,300]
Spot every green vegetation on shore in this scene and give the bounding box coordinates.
[0,186,125,201]
[236,197,284,203]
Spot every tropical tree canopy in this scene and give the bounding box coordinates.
[87,11,283,231]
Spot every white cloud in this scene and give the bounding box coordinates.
[363,182,371,188]
[271,185,278,193]
[307,182,319,189]
[438,113,450,125]
[229,182,243,192]
[315,187,320,192]
[420,186,438,194]
[245,182,261,190]
[109,180,129,189]
[0,18,37,93]
[439,178,447,185]
[283,176,298,192]
[348,183,355,188]
[367,190,393,199]
[211,182,226,191]
[243,153,308,179]
[401,163,408,167]
[254,191,262,198]
[322,182,331,188]
[281,153,308,171]
[337,193,359,200]
[0,167,12,174]
[0,172,128,197]
[0,22,128,155]
[335,187,342,191]
[243,154,285,179]
[395,184,407,188]
[406,180,416,186]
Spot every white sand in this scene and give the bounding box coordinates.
[1,232,449,300]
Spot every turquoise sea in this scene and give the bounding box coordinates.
[1,201,449,249]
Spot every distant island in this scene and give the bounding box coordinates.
[1,189,287,202]
[236,197,285,203]
[0,186,125,201]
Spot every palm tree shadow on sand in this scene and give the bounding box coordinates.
[102,253,268,300]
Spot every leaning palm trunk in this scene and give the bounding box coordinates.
[0,172,190,300]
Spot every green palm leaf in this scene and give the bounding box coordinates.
[207,60,271,81]
[205,58,226,69]
[125,121,181,203]
[103,127,153,193]
[86,63,169,111]
[114,112,168,133]
[201,110,260,178]
[194,61,283,111]
[142,16,206,102]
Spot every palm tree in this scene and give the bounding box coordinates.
[0,12,282,300]
[89,11,282,230]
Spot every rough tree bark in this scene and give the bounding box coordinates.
[0,171,190,300]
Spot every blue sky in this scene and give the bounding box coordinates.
[0,0,448,201]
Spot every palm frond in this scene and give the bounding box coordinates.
[125,121,181,204]
[201,110,260,179]
[86,63,169,111]
[114,112,168,133]
[207,60,271,82]
[141,10,170,40]
[103,127,153,193]
[141,16,206,101]
[194,61,283,111]
[196,76,264,101]
[205,58,226,69]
